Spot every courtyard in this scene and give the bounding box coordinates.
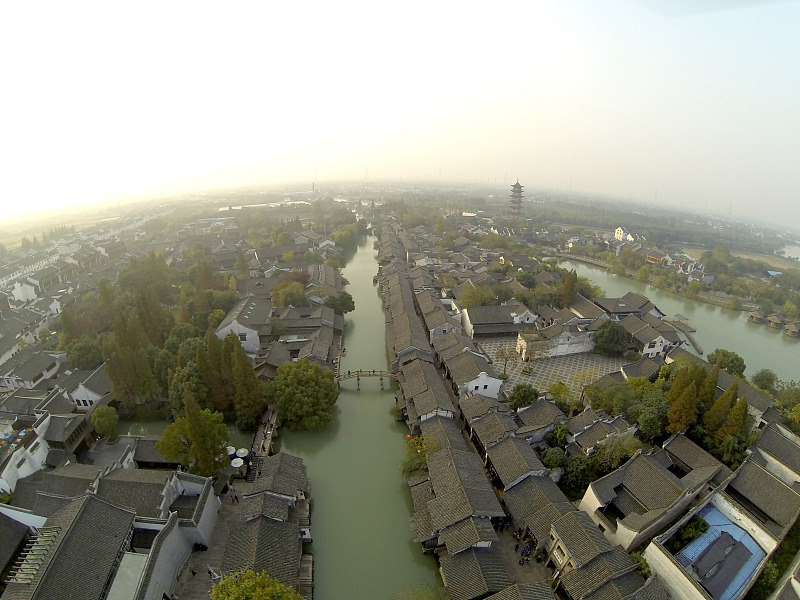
[476,336,628,401]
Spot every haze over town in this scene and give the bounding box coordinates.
[2,1,799,229]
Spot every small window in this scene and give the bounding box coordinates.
[238,333,247,342]
[474,385,479,390]
[598,523,605,532]
[483,385,488,390]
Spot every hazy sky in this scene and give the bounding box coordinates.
[2,1,799,228]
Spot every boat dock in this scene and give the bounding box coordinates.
[665,318,703,354]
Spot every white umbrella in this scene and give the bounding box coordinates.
[231,458,244,468]
[236,448,248,458]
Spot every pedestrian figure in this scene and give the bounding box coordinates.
[208,569,213,578]
[514,544,519,552]
[234,494,239,504]
[191,569,196,576]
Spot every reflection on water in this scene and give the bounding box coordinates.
[278,236,439,599]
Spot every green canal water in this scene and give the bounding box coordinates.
[565,261,800,382]
[278,235,440,600]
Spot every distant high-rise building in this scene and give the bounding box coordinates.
[510,180,524,218]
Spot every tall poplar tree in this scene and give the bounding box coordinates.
[703,382,738,438]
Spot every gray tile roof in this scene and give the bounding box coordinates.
[472,412,517,448]
[419,416,469,453]
[133,436,174,465]
[485,583,556,600]
[486,437,546,489]
[409,479,435,542]
[217,295,272,331]
[0,512,28,573]
[445,351,496,386]
[251,452,309,497]
[439,546,513,600]
[2,494,135,600]
[559,546,641,600]
[725,458,800,538]
[222,516,301,589]
[517,399,565,430]
[552,511,614,567]
[756,423,800,476]
[460,394,508,422]
[464,305,516,326]
[441,516,498,555]
[501,476,573,545]
[96,468,172,518]
[426,448,505,532]
[10,464,102,510]
[43,413,86,443]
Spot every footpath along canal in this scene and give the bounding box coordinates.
[278,235,440,599]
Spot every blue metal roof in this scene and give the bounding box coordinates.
[676,504,766,600]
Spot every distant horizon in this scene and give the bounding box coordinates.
[3,177,800,249]
[3,1,798,238]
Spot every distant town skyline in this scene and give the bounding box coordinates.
[2,1,798,229]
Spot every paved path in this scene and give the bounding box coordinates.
[494,521,552,584]
[477,336,627,400]
[173,480,253,600]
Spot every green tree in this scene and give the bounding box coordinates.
[207,308,226,330]
[665,366,692,405]
[156,391,228,478]
[697,366,719,412]
[747,561,779,600]
[548,381,573,412]
[667,382,697,434]
[273,281,307,307]
[235,247,249,278]
[400,435,437,478]
[169,362,211,416]
[324,254,344,269]
[507,383,539,410]
[707,348,746,378]
[703,382,738,438]
[541,447,568,469]
[750,368,778,394]
[66,335,104,370]
[593,432,646,473]
[562,455,590,491]
[585,380,636,416]
[636,266,650,282]
[459,285,497,307]
[325,291,355,315]
[629,388,670,442]
[715,397,749,446]
[594,320,628,357]
[91,406,118,439]
[495,346,518,377]
[778,381,800,410]
[269,359,338,430]
[104,338,159,406]
[210,569,302,600]
[232,344,268,430]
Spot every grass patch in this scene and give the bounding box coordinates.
[746,515,800,599]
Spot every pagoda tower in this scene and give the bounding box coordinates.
[509,180,524,218]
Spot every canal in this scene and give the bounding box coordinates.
[278,235,440,600]
[564,261,800,382]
